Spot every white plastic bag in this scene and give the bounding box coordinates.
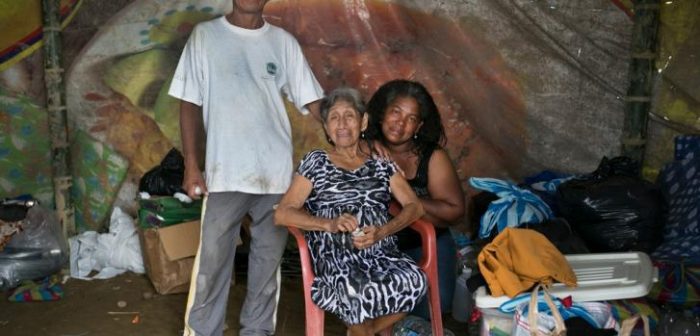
[69,207,144,280]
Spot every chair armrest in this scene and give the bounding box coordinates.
[388,201,437,270]
[287,226,306,249]
[408,218,437,270]
[388,201,443,335]
[281,225,324,334]
[286,226,316,279]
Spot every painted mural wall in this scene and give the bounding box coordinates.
[0,0,84,208]
[1,0,697,232]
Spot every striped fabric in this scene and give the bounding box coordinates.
[7,275,64,302]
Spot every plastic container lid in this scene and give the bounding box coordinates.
[475,252,658,308]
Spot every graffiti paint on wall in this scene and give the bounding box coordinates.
[0,0,82,72]
[0,96,53,205]
[67,1,232,180]
[62,0,630,228]
[66,0,527,211]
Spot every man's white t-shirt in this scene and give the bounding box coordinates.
[169,17,323,194]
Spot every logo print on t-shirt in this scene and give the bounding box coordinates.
[266,62,277,76]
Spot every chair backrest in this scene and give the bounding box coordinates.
[286,209,444,336]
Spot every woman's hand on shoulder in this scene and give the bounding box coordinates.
[327,213,358,233]
[371,141,392,159]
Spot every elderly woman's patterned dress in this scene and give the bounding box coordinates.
[298,150,427,325]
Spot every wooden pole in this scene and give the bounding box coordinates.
[41,0,75,238]
[621,0,660,166]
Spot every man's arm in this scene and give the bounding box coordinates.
[305,100,322,123]
[180,100,207,198]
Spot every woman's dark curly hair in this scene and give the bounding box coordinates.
[366,79,446,156]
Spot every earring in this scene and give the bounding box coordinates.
[361,132,365,139]
[413,133,418,140]
[327,136,334,144]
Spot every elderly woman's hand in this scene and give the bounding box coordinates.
[352,226,384,249]
[327,213,358,233]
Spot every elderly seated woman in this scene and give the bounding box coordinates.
[274,87,428,336]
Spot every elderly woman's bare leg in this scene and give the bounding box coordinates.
[347,322,373,336]
[371,312,408,334]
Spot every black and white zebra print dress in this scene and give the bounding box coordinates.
[298,150,427,325]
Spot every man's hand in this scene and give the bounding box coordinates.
[183,167,207,199]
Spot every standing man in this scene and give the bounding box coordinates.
[168,1,324,335]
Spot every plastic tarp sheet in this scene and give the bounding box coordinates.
[0,1,695,227]
[63,0,632,214]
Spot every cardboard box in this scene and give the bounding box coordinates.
[139,220,200,294]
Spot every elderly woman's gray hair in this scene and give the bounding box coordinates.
[319,87,366,122]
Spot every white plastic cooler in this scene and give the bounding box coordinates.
[475,251,658,308]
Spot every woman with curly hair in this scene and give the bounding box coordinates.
[366,79,465,320]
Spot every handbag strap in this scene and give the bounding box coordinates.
[528,284,566,336]
[618,314,650,336]
[500,291,559,313]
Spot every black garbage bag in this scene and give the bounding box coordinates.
[521,218,590,254]
[0,199,36,222]
[468,191,499,241]
[138,148,185,196]
[556,157,665,253]
[584,156,640,180]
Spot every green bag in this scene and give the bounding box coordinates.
[138,197,202,229]
[139,197,202,213]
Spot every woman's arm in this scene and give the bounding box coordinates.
[385,173,424,236]
[274,174,358,232]
[422,148,465,227]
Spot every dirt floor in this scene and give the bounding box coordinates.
[0,271,469,335]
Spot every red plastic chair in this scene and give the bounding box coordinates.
[286,203,443,336]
